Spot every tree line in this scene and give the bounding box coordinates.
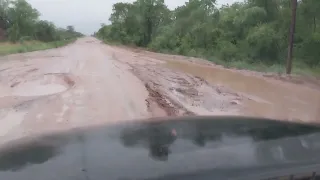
[96,0,320,73]
[0,0,83,43]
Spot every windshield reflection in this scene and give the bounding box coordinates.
[0,136,66,171]
[121,124,177,161]
[120,118,320,163]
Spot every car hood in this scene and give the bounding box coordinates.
[0,116,320,180]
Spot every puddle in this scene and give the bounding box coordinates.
[11,74,73,97]
[0,74,74,109]
[13,84,67,97]
[166,61,320,121]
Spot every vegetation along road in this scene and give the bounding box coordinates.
[0,0,320,143]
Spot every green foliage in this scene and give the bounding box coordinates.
[246,23,280,62]
[6,0,40,42]
[216,41,239,61]
[34,20,57,42]
[297,32,320,66]
[0,0,83,43]
[97,0,320,72]
[96,0,171,46]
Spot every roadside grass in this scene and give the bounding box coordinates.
[148,47,320,77]
[207,57,320,77]
[101,39,126,46]
[100,40,320,77]
[0,39,76,56]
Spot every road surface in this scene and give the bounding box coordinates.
[0,37,319,143]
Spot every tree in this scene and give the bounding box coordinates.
[286,0,297,74]
[1,0,83,43]
[66,25,75,33]
[0,0,10,30]
[7,0,40,42]
[0,0,10,39]
[34,20,57,42]
[97,0,320,71]
[106,0,170,46]
[135,0,170,45]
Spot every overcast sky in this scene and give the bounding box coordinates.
[27,0,240,35]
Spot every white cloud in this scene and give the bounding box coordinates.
[27,0,241,35]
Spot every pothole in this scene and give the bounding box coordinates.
[11,74,74,97]
[0,74,75,109]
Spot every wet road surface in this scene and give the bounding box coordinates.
[0,37,150,142]
[0,37,319,143]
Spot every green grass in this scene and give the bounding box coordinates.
[150,47,320,77]
[208,56,320,77]
[99,39,320,77]
[0,39,76,56]
[102,39,122,46]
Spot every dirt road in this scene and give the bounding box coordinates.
[0,37,319,142]
[0,37,152,142]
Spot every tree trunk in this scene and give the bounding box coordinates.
[314,16,316,33]
[286,0,297,75]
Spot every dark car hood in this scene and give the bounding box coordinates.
[0,116,320,180]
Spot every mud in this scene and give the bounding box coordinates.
[105,45,242,117]
[0,37,319,143]
[144,82,179,116]
[105,45,320,123]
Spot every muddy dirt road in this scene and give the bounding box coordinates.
[0,37,319,142]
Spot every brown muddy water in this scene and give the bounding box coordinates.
[166,61,320,122]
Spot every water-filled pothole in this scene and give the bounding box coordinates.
[0,74,75,109]
[11,74,74,97]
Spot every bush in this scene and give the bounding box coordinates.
[246,24,280,62]
[296,33,320,67]
[216,41,239,61]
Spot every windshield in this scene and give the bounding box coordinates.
[0,0,320,179]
